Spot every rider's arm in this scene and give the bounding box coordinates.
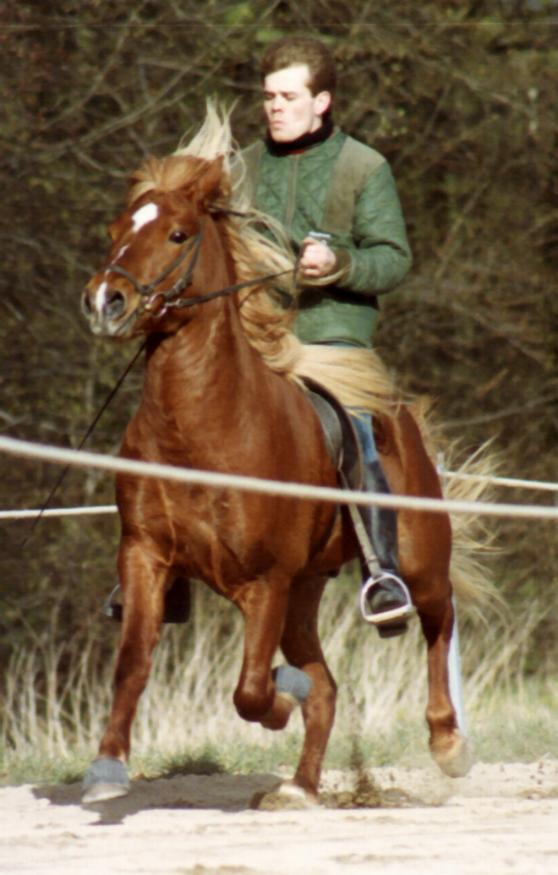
[330,160,412,295]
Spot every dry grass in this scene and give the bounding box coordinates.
[0,574,553,785]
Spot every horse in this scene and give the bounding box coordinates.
[80,106,488,807]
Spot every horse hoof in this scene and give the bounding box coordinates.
[251,780,319,811]
[431,733,473,778]
[82,757,130,804]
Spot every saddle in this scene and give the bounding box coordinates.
[303,377,364,492]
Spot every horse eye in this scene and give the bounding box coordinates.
[169,230,187,244]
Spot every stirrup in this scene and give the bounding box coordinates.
[102,579,191,624]
[360,572,416,626]
[102,584,123,622]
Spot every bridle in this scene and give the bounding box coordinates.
[106,219,295,326]
[32,215,297,540]
[107,228,204,321]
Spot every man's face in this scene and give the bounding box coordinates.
[263,64,331,143]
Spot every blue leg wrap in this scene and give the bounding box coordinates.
[272,665,313,706]
[82,757,130,803]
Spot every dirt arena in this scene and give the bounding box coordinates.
[1,760,557,874]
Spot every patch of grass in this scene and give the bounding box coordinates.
[2,692,558,788]
[144,746,226,779]
[1,584,556,786]
[469,680,558,763]
[325,720,432,771]
[134,730,308,780]
[0,750,92,787]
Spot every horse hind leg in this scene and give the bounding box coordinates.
[380,409,471,777]
[420,593,472,778]
[400,518,472,777]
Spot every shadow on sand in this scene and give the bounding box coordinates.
[33,770,283,825]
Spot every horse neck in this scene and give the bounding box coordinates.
[141,306,261,460]
[142,223,264,425]
[147,299,244,381]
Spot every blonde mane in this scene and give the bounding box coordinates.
[127,103,398,416]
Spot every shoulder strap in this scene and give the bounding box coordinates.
[237,141,265,206]
[322,136,385,234]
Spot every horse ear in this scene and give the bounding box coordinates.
[193,156,229,207]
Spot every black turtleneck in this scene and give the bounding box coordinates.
[265,112,334,156]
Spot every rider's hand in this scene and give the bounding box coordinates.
[299,238,337,278]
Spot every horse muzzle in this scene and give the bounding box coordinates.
[82,282,134,337]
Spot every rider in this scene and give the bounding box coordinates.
[240,36,414,636]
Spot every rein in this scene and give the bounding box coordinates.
[21,340,147,548]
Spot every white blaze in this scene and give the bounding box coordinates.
[90,204,158,320]
[94,280,108,313]
[131,202,159,232]
[114,243,129,260]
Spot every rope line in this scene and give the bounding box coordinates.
[2,471,556,522]
[0,506,117,521]
[0,435,556,521]
[439,471,558,493]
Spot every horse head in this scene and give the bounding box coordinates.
[82,155,227,338]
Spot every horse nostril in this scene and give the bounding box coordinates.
[104,289,126,319]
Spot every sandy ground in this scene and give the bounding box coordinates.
[1,760,557,875]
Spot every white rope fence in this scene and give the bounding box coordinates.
[0,505,117,520]
[0,434,556,522]
[441,471,558,493]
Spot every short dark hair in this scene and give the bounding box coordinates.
[260,37,336,96]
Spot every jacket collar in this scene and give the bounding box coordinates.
[265,112,335,157]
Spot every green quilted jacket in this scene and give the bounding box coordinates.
[241,129,412,348]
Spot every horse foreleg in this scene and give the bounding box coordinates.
[256,575,335,807]
[82,540,166,803]
[284,575,336,797]
[233,576,290,724]
[419,593,472,778]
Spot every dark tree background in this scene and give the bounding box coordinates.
[0,1,556,679]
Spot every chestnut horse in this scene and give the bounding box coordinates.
[81,108,483,806]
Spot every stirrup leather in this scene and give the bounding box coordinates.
[360,572,416,626]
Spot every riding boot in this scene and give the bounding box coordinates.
[103,577,191,624]
[358,460,415,638]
